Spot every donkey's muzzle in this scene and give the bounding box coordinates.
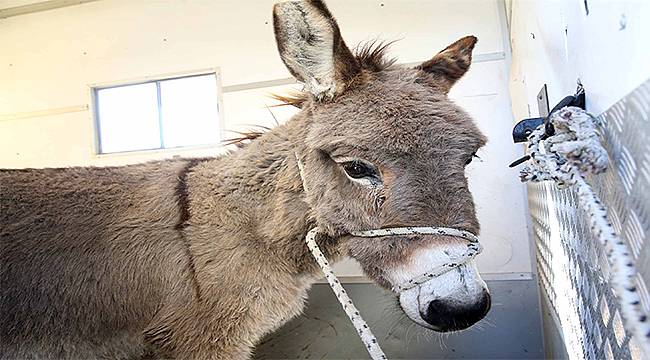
[420,289,491,332]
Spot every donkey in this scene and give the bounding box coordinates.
[0,1,490,358]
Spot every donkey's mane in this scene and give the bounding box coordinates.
[224,41,396,147]
[222,128,270,148]
[355,40,397,73]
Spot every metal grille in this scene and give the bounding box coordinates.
[529,79,650,359]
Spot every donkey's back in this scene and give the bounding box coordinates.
[0,160,198,358]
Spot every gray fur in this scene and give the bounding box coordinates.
[0,1,485,358]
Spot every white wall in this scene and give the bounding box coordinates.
[0,0,532,278]
[509,0,650,120]
[0,0,52,9]
[508,0,650,356]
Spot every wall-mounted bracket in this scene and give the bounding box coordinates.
[511,83,585,144]
[512,117,544,143]
[509,83,586,167]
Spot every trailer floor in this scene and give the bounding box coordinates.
[255,279,544,359]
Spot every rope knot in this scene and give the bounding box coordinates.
[520,106,608,187]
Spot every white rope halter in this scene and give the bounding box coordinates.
[349,227,481,292]
[296,155,482,359]
[520,106,650,355]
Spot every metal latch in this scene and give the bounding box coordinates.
[509,83,586,167]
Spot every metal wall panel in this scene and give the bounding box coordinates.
[529,79,650,359]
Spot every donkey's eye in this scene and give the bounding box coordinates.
[465,152,479,165]
[341,160,377,179]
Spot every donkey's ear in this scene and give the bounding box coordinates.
[416,36,477,93]
[273,0,361,100]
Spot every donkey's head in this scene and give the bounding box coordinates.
[274,0,490,332]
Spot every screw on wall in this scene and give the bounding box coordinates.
[619,14,627,30]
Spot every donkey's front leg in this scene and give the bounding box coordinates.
[143,301,264,360]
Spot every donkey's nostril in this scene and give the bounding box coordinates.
[421,299,454,330]
[421,291,491,332]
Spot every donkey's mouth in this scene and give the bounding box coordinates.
[396,262,491,332]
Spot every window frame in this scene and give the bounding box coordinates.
[89,68,224,156]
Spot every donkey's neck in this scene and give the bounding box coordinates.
[210,119,342,275]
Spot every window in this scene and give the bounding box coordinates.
[94,73,220,154]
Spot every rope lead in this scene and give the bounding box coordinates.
[305,226,482,359]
